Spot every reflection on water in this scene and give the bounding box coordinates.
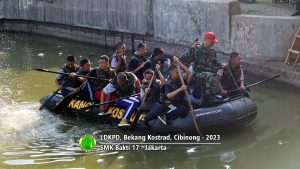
[0,32,300,169]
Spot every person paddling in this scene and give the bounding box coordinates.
[139,56,190,126]
[128,42,148,82]
[87,55,116,102]
[216,52,249,97]
[55,55,80,97]
[100,72,141,127]
[73,58,92,87]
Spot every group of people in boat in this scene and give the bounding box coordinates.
[55,32,248,127]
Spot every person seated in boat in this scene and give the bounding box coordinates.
[73,57,92,86]
[100,72,141,127]
[87,55,116,102]
[183,32,222,104]
[128,42,148,82]
[110,41,128,74]
[140,66,165,110]
[138,56,190,127]
[145,47,170,76]
[216,52,249,97]
[69,57,93,98]
[55,55,80,97]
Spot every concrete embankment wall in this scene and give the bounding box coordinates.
[231,15,300,59]
[0,0,241,53]
[1,0,300,86]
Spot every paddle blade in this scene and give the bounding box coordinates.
[34,68,48,72]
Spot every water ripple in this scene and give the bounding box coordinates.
[3,157,75,165]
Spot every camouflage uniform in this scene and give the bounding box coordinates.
[184,44,221,96]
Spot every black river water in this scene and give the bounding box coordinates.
[0,32,300,169]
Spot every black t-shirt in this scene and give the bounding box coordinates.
[162,78,187,106]
[128,54,147,79]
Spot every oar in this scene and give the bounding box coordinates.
[34,68,110,81]
[175,62,202,136]
[178,39,198,60]
[79,93,140,110]
[39,53,95,111]
[162,39,198,76]
[39,79,70,110]
[131,69,156,130]
[228,74,281,93]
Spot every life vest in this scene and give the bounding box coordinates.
[221,64,242,90]
[77,69,90,76]
[130,53,147,78]
[111,72,136,98]
[110,51,127,73]
[141,79,161,103]
[163,78,187,105]
[93,67,115,91]
[58,65,80,87]
[74,68,91,88]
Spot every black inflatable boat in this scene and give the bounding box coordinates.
[39,92,257,135]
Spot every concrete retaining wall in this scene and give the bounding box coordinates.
[1,0,151,35]
[1,0,300,80]
[0,0,242,53]
[153,0,240,52]
[0,0,3,19]
[231,15,300,59]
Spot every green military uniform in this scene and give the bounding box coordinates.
[184,44,221,96]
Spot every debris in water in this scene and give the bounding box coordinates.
[37,53,45,57]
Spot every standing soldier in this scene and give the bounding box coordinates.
[184,32,222,104]
[110,42,128,74]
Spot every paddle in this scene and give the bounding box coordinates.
[178,39,198,60]
[39,53,95,111]
[175,61,202,136]
[79,93,140,111]
[162,39,198,76]
[34,68,110,81]
[130,69,156,130]
[228,74,281,93]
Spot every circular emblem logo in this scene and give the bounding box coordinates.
[79,134,96,151]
